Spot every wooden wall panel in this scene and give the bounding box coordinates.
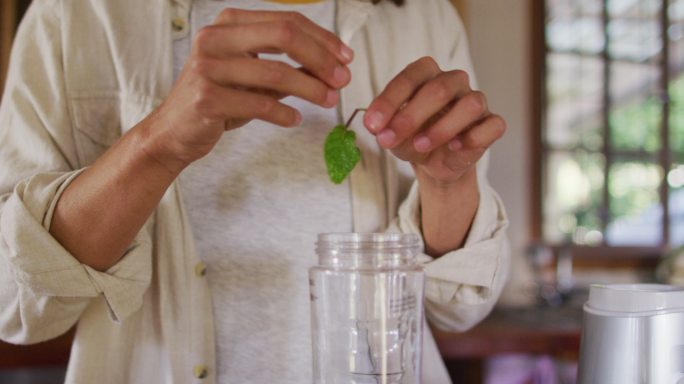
[1,0,18,96]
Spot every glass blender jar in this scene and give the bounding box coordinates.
[309,233,425,384]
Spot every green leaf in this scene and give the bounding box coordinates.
[324,124,361,184]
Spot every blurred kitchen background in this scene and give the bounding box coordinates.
[2,0,684,383]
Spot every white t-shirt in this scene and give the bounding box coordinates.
[175,1,352,383]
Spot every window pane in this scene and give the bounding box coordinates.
[669,164,684,247]
[547,0,604,53]
[543,151,605,244]
[669,72,684,161]
[546,54,604,149]
[609,0,661,18]
[547,15,605,54]
[609,76,662,153]
[605,161,663,245]
[670,0,684,43]
[669,3,684,248]
[608,1,662,62]
[608,3,663,153]
[670,0,684,22]
[547,0,602,16]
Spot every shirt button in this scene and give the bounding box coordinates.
[195,262,207,277]
[171,18,186,32]
[193,365,209,379]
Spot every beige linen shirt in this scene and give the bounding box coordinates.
[0,0,510,383]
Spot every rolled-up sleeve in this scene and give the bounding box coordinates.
[0,1,152,344]
[0,170,153,344]
[391,162,510,332]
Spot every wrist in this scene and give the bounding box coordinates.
[414,165,478,197]
[415,167,479,256]
[134,111,191,177]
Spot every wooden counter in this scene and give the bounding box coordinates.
[434,305,583,360]
[0,329,73,369]
[433,305,583,383]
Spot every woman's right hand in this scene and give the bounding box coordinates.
[145,8,353,172]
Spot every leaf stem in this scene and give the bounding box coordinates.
[344,108,367,129]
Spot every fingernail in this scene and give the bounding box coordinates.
[293,111,303,126]
[448,138,463,151]
[413,135,431,152]
[365,111,384,132]
[333,66,349,85]
[377,129,396,148]
[340,45,354,62]
[324,90,339,107]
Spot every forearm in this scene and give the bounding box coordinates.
[417,167,479,257]
[49,113,184,271]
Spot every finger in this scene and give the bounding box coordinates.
[364,57,442,135]
[213,8,354,64]
[411,90,488,153]
[382,70,472,152]
[448,114,507,152]
[190,57,339,108]
[196,84,302,127]
[194,21,351,88]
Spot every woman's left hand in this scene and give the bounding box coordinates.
[363,56,506,186]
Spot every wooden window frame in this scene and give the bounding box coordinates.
[530,0,677,269]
